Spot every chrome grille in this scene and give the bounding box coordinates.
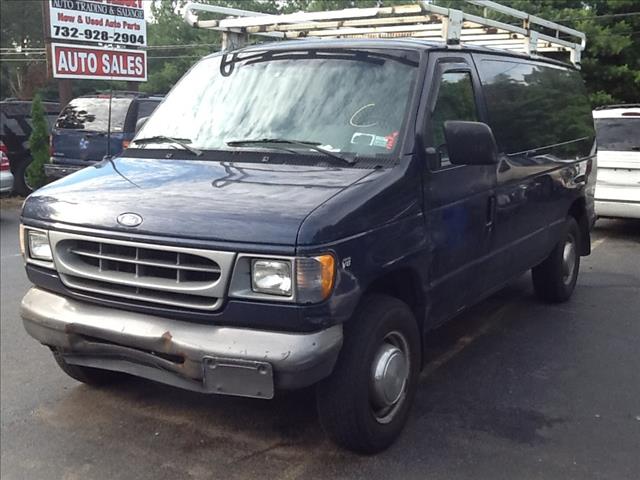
[49,231,236,310]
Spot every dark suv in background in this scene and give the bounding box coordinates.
[46,92,162,180]
[0,99,60,195]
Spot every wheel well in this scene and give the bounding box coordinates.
[365,268,425,338]
[568,198,591,255]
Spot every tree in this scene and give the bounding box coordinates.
[0,0,54,99]
[26,94,49,190]
[142,0,282,94]
[435,0,639,106]
[571,0,640,105]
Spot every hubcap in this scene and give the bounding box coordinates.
[23,169,34,191]
[562,235,576,285]
[370,331,410,424]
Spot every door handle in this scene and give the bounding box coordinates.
[486,195,496,228]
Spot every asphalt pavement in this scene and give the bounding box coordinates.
[1,200,639,480]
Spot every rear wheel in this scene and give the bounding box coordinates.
[532,217,581,303]
[316,294,420,454]
[52,350,125,386]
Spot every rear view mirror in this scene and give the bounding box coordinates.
[444,121,498,165]
[135,116,149,133]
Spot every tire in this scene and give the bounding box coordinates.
[532,217,581,303]
[316,294,420,454]
[52,350,125,386]
[11,158,34,196]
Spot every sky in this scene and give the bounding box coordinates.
[143,0,154,21]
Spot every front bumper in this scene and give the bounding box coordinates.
[21,288,343,399]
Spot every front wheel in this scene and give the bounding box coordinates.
[532,217,581,303]
[316,294,420,454]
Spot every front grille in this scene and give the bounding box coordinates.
[49,231,236,311]
[68,240,221,283]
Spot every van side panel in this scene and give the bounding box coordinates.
[472,54,596,285]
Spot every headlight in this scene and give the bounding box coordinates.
[19,224,26,258]
[230,253,336,303]
[20,227,54,267]
[252,259,292,296]
[28,230,53,261]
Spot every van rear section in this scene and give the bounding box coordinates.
[47,96,134,179]
[593,109,640,218]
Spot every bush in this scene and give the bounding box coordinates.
[26,94,49,190]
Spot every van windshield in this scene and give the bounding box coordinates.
[56,98,132,132]
[594,118,640,152]
[133,49,419,160]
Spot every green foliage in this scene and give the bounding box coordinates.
[435,0,639,107]
[284,0,408,11]
[0,1,55,99]
[26,95,50,190]
[140,0,217,93]
[142,0,418,93]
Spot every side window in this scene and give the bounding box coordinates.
[137,101,160,121]
[476,58,594,158]
[430,71,479,169]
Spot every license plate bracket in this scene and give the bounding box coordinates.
[202,356,274,399]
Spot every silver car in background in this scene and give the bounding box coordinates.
[0,141,14,195]
[593,105,640,219]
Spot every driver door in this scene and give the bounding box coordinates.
[422,53,498,325]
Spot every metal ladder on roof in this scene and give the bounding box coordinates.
[182,0,585,66]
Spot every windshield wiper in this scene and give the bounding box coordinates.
[133,136,202,156]
[226,138,356,165]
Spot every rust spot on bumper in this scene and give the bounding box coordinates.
[161,330,173,346]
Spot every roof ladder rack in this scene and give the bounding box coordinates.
[183,0,585,66]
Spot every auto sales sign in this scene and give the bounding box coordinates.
[49,0,147,81]
[52,43,146,81]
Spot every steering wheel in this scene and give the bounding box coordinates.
[350,103,379,128]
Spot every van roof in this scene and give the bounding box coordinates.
[185,1,585,67]
[205,37,578,70]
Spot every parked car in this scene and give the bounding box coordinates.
[46,92,163,180]
[0,99,60,195]
[0,141,14,195]
[593,105,640,219]
[19,38,597,453]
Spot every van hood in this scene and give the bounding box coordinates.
[22,157,373,246]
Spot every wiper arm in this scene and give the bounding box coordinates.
[227,138,355,165]
[133,136,202,156]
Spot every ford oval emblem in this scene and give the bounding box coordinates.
[117,212,143,227]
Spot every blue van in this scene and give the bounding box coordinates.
[19,4,597,453]
[46,92,162,180]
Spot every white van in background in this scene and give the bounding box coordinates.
[593,105,640,219]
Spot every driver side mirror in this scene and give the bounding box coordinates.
[135,116,149,133]
[443,121,498,166]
